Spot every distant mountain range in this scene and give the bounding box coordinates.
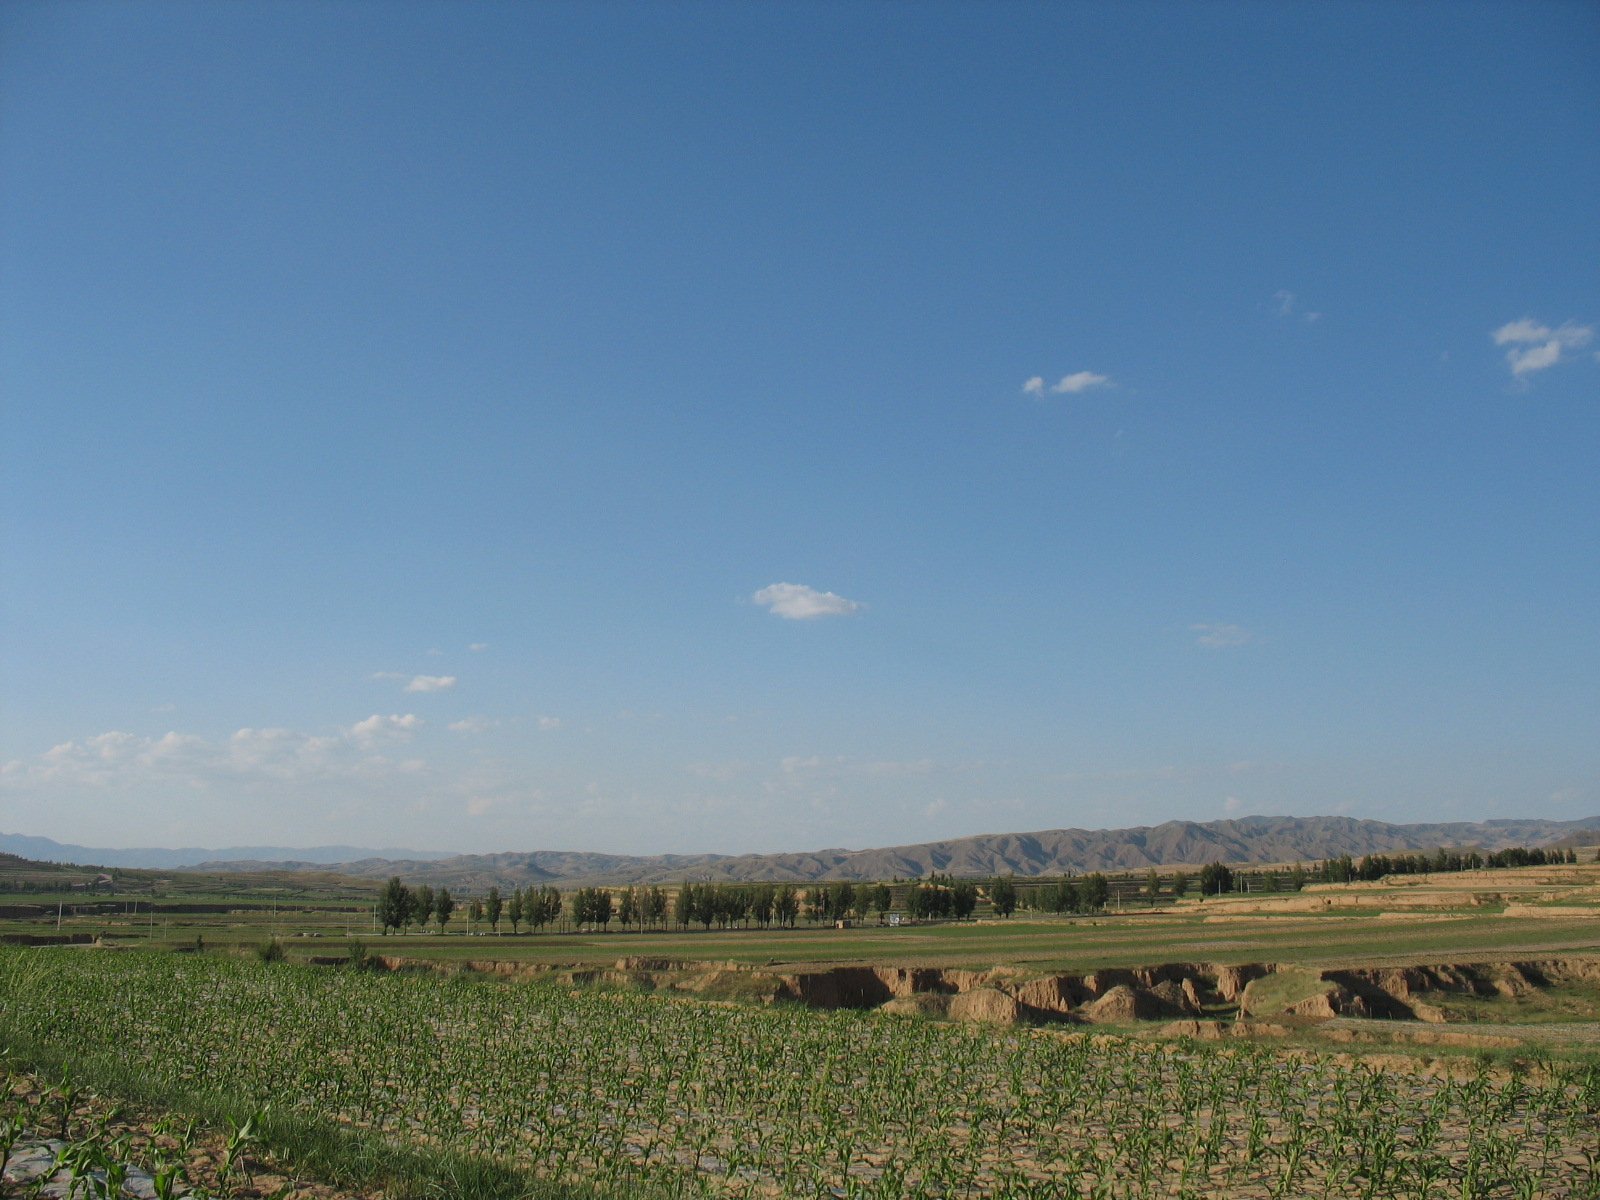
[0,833,454,870]
[11,814,1596,888]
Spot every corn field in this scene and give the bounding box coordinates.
[2,948,1597,1199]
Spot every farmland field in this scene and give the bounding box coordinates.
[4,946,1599,1199]
[9,861,1600,976]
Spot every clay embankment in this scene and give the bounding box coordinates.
[360,953,1596,1033]
[1238,958,1600,1021]
[369,954,1241,1023]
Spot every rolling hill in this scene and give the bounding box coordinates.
[168,813,1600,889]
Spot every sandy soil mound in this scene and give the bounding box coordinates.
[948,987,1026,1025]
[1083,984,1186,1022]
[879,993,953,1019]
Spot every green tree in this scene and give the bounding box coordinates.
[617,886,637,929]
[376,877,410,935]
[592,889,613,930]
[674,883,696,930]
[951,879,978,920]
[523,886,558,931]
[434,887,455,932]
[1145,868,1161,903]
[988,877,1017,918]
[1078,873,1109,911]
[692,885,717,931]
[1170,869,1190,898]
[750,883,776,928]
[774,885,799,928]
[485,886,502,933]
[507,887,524,934]
[872,883,893,919]
[1199,862,1235,896]
[467,896,483,932]
[909,883,929,919]
[413,885,435,933]
[645,885,668,930]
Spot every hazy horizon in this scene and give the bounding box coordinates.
[3,3,1596,857]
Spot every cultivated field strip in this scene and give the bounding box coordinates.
[3,949,1597,1199]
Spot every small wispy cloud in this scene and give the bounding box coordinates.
[448,716,497,734]
[348,713,423,740]
[778,755,934,779]
[468,643,489,653]
[1274,290,1321,323]
[3,720,432,795]
[1052,370,1109,394]
[780,754,831,774]
[536,715,563,730]
[686,760,747,782]
[1024,371,1111,396]
[753,582,864,620]
[1191,622,1253,649]
[1493,317,1594,379]
[373,672,458,693]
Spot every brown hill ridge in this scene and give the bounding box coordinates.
[205,813,1600,890]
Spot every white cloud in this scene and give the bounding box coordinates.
[1050,371,1110,394]
[1507,341,1564,376]
[5,717,428,796]
[752,582,864,620]
[448,716,497,734]
[468,643,489,653]
[1024,371,1111,397]
[1492,317,1594,378]
[1274,291,1321,323]
[1190,622,1253,649]
[373,672,459,693]
[348,713,423,741]
[536,715,563,730]
[1224,795,1245,815]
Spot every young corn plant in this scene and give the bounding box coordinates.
[219,1107,266,1189]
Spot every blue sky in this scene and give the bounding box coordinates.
[2,1,1596,856]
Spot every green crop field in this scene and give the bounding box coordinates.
[349,909,1600,974]
[8,859,1600,977]
[4,946,1598,1200]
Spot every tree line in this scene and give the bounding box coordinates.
[373,843,1593,932]
[1319,845,1582,884]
